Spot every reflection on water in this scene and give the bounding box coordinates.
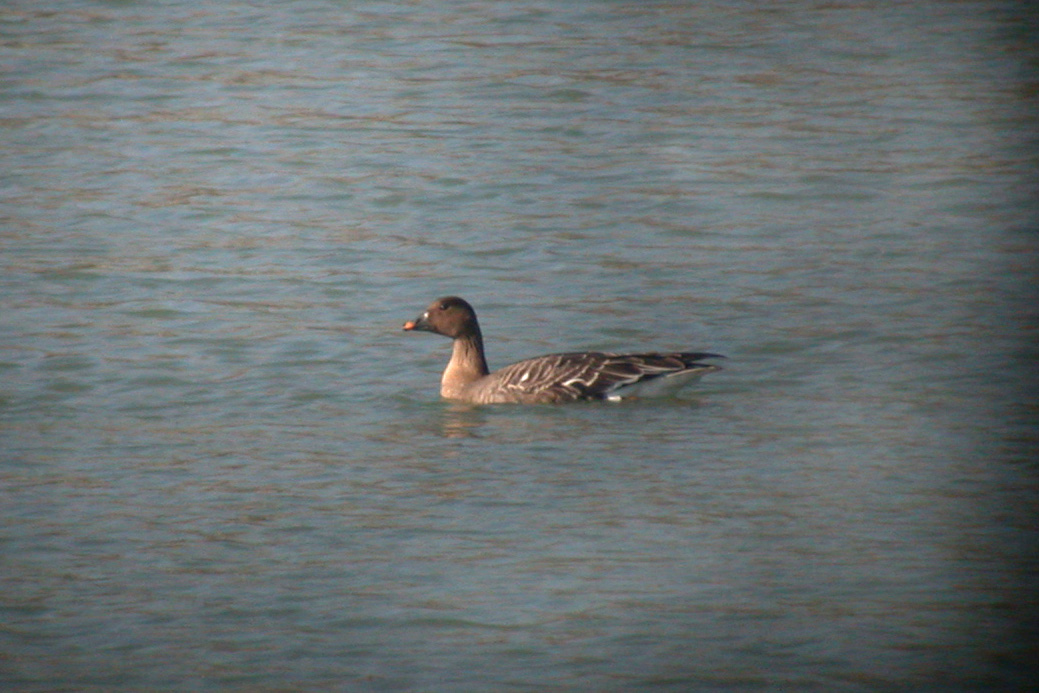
[2,0,1037,690]
[438,402,488,439]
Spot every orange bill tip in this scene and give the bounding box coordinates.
[403,320,416,330]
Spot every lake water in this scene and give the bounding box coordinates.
[2,0,1038,690]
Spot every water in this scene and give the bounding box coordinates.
[2,0,1037,690]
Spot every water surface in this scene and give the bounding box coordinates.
[2,1,1037,690]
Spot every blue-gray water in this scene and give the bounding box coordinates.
[2,1,1037,690]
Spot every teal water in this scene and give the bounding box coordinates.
[2,1,1037,690]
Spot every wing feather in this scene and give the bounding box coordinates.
[484,352,722,402]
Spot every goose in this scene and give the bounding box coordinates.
[402,296,722,404]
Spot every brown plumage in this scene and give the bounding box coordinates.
[403,296,722,404]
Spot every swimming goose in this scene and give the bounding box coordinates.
[403,296,722,404]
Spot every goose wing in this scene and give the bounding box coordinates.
[487,352,722,402]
